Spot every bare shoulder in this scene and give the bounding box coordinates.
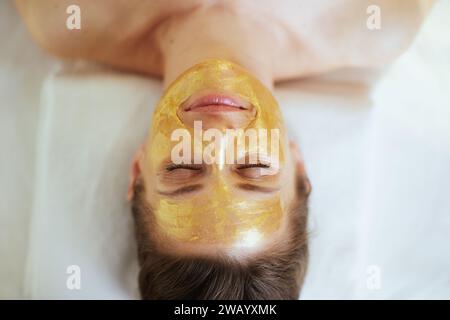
[15,0,102,57]
[14,0,436,79]
[13,0,187,75]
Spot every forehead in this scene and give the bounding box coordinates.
[153,187,285,248]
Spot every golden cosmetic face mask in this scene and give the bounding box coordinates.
[143,59,288,247]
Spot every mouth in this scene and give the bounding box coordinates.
[184,94,249,113]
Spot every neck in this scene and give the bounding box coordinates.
[157,5,275,90]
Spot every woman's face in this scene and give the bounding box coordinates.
[134,59,302,253]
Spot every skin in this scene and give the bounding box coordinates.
[15,0,433,89]
[15,0,431,254]
[130,59,308,255]
[133,140,303,257]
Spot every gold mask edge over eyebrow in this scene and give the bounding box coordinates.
[144,59,287,248]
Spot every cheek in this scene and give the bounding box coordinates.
[145,134,171,167]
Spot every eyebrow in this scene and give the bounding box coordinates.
[236,183,279,193]
[157,184,203,196]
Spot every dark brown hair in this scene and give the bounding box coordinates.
[131,176,309,299]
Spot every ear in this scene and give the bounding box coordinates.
[127,145,144,201]
[289,140,311,196]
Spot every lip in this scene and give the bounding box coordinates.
[184,94,248,113]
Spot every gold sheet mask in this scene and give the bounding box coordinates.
[144,59,288,247]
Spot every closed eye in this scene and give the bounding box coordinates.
[235,163,270,170]
[160,163,205,183]
[235,163,277,179]
[165,163,203,171]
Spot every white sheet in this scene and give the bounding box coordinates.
[25,63,158,299]
[1,1,449,299]
[0,1,55,298]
